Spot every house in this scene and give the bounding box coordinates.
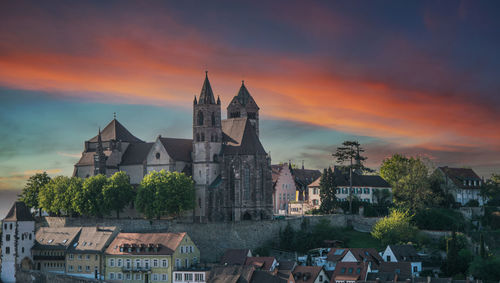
[308,177,322,210]
[332,262,369,283]
[250,269,296,283]
[245,256,278,272]
[220,249,253,266]
[292,265,329,283]
[104,232,199,282]
[381,245,421,276]
[65,226,118,279]
[339,248,383,271]
[325,248,349,271]
[436,167,485,206]
[173,268,210,283]
[1,202,36,283]
[33,227,81,274]
[206,265,255,283]
[365,262,412,282]
[272,163,298,214]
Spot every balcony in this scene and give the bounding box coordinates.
[121,266,152,272]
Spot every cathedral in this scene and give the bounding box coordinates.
[74,73,273,222]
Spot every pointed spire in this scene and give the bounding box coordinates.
[198,71,215,104]
[235,79,253,106]
[97,128,103,152]
[217,95,221,105]
[194,95,197,105]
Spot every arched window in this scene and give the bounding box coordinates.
[244,166,250,200]
[201,133,205,141]
[197,111,204,126]
[196,133,200,142]
[211,112,216,126]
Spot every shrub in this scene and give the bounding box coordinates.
[371,209,418,245]
[465,199,479,207]
[414,208,465,231]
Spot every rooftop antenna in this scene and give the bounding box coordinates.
[302,160,304,169]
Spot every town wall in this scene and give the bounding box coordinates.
[16,269,107,283]
[43,215,359,262]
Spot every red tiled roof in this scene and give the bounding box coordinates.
[333,262,369,281]
[221,249,251,265]
[245,257,276,271]
[105,232,186,255]
[439,166,482,189]
[292,266,323,283]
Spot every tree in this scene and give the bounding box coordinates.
[319,167,337,214]
[481,173,500,205]
[19,172,51,216]
[74,174,108,217]
[469,256,500,281]
[333,141,370,214]
[64,177,83,216]
[380,154,435,213]
[135,170,195,220]
[371,209,417,246]
[39,176,73,216]
[373,189,391,206]
[102,172,134,218]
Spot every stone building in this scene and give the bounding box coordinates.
[1,202,36,283]
[73,73,273,222]
[435,166,485,206]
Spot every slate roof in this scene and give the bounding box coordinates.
[250,270,288,283]
[367,262,412,281]
[69,226,117,253]
[207,265,255,283]
[35,227,81,250]
[75,150,113,166]
[220,249,252,265]
[159,137,193,162]
[334,169,391,188]
[222,118,267,155]
[4,201,34,222]
[438,166,482,189]
[388,245,420,262]
[121,142,154,165]
[89,119,143,143]
[292,168,321,189]
[333,262,369,281]
[105,232,186,255]
[198,73,216,104]
[231,81,259,109]
[244,257,276,271]
[292,265,324,283]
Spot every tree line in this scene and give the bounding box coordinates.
[18,170,194,220]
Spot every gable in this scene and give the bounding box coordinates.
[146,138,173,165]
[341,251,358,262]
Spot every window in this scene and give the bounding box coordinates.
[185,258,189,268]
[181,246,184,253]
[117,273,122,280]
[162,274,168,281]
[78,254,82,260]
[69,265,74,271]
[144,259,150,269]
[201,133,205,141]
[185,273,193,281]
[135,259,141,268]
[153,259,159,267]
[126,259,131,268]
[197,111,204,126]
[319,275,323,281]
[387,255,391,261]
[86,254,90,260]
[176,259,181,268]
[9,223,12,230]
[78,265,82,272]
[126,273,131,280]
[162,259,168,267]
[135,273,142,280]
[211,112,216,126]
[175,273,183,281]
[22,247,25,253]
[109,273,115,279]
[244,166,250,200]
[156,152,161,159]
[195,273,204,281]
[69,254,74,260]
[95,255,98,260]
[153,273,159,281]
[109,259,114,267]
[413,266,418,272]
[86,266,90,272]
[117,258,122,267]
[6,234,10,241]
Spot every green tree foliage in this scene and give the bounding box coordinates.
[482,173,500,205]
[371,209,417,246]
[469,256,500,281]
[19,172,51,216]
[380,154,435,213]
[135,170,194,220]
[74,174,108,217]
[373,189,391,206]
[102,171,134,218]
[319,167,337,214]
[39,176,78,216]
[414,208,465,231]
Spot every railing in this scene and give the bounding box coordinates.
[121,266,151,272]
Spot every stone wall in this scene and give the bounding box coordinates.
[43,214,377,262]
[16,270,107,283]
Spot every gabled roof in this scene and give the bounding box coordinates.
[159,137,193,162]
[308,176,321,188]
[326,248,349,262]
[207,265,255,283]
[438,166,482,189]
[106,232,186,255]
[221,249,252,265]
[198,72,216,104]
[376,262,412,280]
[292,265,324,283]
[231,81,259,109]
[245,257,276,271]
[88,119,143,143]
[222,118,267,155]
[348,248,383,266]
[292,168,321,188]
[250,270,288,283]
[35,227,81,250]
[4,201,34,222]
[333,169,391,188]
[388,245,420,262]
[69,226,117,253]
[121,142,154,165]
[271,165,284,185]
[333,262,368,281]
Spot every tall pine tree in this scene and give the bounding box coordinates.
[320,167,337,214]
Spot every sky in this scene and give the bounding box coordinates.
[1,0,500,218]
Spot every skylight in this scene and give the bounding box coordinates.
[334,249,345,255]
[48,239,53,243]
[62,239,68,244]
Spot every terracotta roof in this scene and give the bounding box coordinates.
[349,248,383,266]
[4,201,34,221]
[198,73,216,104]
[35,227,81,250]
[89,119,143,143]
[333,262,368,281]
[221,249,252,265]
[69,226,117,253]
[222,118,267,155]
[245,257,276,271]
[388,245,420,262]
[277,261,296,272]
[438,166,482,189]
[105,232,186,255]
[207,265,255,283]
[326,248,349,262]
[159,137,193,162]
[292,266,323,283]
[121,142,154,165]
[308,176,321,188]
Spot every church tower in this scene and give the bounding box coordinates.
[193,72,222,221]
[227,81,260,136]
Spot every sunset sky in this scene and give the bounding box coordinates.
[1,1,500,217]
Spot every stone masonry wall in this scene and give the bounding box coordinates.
[42,215,377,262]
[16,270,107,283]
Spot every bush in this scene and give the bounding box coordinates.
[465,199,479,207]
[371,209,418,246]
[414,208,465,231]
[363,204,390,217]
